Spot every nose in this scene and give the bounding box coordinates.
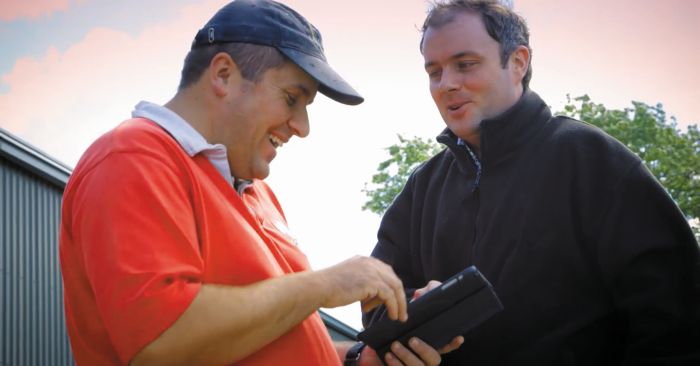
[439,67,461,94]
[289,107,310,138]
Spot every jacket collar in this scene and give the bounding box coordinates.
[437,89,552,171]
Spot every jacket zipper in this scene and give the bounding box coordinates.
[460,141,483,265]
[471,187,481,264]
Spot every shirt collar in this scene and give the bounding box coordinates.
[438,89,552,166]
[131,101,235,186]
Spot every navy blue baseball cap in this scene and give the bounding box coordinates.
[191,0,364,106]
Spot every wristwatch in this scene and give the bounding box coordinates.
[344,342,367,366]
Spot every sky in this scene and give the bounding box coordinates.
[1,0,698,331]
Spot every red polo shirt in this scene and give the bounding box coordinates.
[59,118,340,366]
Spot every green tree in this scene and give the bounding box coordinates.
[361,134,443,215]
[362,96,700,241]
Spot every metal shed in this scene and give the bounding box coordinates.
[0,126,357,365]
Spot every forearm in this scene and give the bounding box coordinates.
[132,270,328,366]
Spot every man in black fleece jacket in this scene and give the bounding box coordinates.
[361,1,700,365]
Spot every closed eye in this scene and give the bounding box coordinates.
[286,93,297,106]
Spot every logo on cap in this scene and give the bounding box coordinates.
[307,21,325,56]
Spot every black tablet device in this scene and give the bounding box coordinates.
[357,266,503,364]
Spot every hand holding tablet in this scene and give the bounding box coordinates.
[358,266,503,365]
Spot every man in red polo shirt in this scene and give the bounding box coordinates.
[58,1,462,365]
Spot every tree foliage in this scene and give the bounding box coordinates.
[362,95,700,231]
[361,134,443,215]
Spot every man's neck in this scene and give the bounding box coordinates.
[456,87,525,157]
[164,91,216,145]
[456,129,481,158]
[458,135,481,160]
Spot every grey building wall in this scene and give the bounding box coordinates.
[0,129,75,365]
[0,127,356,365]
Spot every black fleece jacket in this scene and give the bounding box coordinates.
[363,90,700,365]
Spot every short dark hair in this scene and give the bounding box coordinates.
[420,0,532,89]
[178,42,288,90]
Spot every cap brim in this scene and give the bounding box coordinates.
[278,47,364,106]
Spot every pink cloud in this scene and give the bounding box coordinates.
[1,0,696,169]
[516,0,699,128]
[0,0,233,165]
[0,0,430,167]
[0,0,90,21]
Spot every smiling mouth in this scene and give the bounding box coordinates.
[269,134,284,148]
[449,103,468,111]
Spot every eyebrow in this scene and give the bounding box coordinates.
[297,84,311,98]
[424,51,480,69]
[295,83,315,105]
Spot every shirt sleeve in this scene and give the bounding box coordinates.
[70,151,203,364]
[597,161,700,364]
[363,172,420,329]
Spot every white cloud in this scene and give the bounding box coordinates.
[0,0,441,330]
[0,0,231,166]
[0,0,90,21]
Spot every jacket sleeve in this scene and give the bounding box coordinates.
[362,173,421,329]
[597,161,700,364]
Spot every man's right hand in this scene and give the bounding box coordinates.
[318,256,408,322]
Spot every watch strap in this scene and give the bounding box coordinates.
[344,342,367,366]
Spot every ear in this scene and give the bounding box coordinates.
[208,52,242,97]
[510,45,530,87]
